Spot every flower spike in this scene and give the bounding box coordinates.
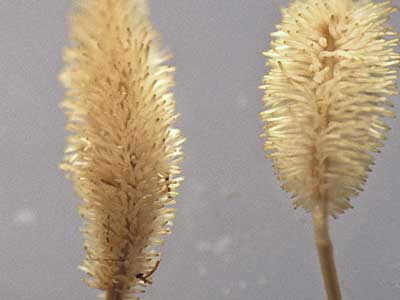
[260,0,399,299]
[60,1,184,299]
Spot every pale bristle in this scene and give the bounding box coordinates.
[60,0,184,299]
[260,0,399,216]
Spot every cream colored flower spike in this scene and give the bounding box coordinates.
[260,0,398,299]
[59,1,184,299]
[261,0,399,216]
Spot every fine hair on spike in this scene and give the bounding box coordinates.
[260,0,399,299]
[59,0,184,299]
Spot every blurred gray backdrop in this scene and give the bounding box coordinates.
[0,0,399,299]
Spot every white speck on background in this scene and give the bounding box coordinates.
[239,280,248,290]
[257,276,268,286]
[196,240,212,252]
[236,92,248,108]
[13,209,36,225]
[219,186,241,199]
[221,287,231,297]
[191,180,206,197]
[221,253,234,264]
[392,281,400,289]
[213,236,232,256]
[197,265,207,277]
[392,262,400,270]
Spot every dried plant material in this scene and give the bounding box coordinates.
[260,0,399,299]
[261,0,399,215]
[59,0,184,299]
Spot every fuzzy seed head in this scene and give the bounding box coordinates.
[260,0,399,216]
[59,0,184,298]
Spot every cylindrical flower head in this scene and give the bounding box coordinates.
[260,0,399,216]
[59,0,184,298]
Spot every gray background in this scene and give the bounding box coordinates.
[0,0,399,299]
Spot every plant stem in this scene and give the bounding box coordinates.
[105,241,130,300]
[312,203,342,300]
[105,289,122,300]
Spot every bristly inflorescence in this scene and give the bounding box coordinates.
[59,0,184,299]
[260,0,399,216]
